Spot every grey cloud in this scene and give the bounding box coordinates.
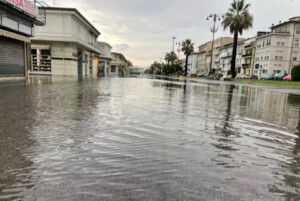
[44,0,300,67]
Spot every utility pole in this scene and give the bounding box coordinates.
[172,36,176,52]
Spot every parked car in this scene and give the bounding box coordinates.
[283,75,292,81]
[261,74,273,80]
[235,74,246,79]
[274,73,286,80]
[250,75,258,79]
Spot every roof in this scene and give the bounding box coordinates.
[39,7,100,36]
[111,52,128,62]
[270,16,300,29]
[97,41,112,48]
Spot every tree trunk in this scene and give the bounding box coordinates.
[185,55,188,76]
[231,31,239,78]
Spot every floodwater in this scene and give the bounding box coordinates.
[0,76,300,201]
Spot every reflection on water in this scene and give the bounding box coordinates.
[0,76,300,200]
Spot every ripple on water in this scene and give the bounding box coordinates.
[0,77,300,201]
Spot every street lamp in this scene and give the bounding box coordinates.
[172,36,176,52]
[207,13,224,74]
[176,42,181,59]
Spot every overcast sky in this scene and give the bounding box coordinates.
[43,0,299,67]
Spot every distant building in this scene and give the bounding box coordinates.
[220,41,244,74]
[0,0,43,77]
[129,67,144,76]
[187,53,199,76]
[31,7,101,77]
[197,37,244,74]
[111,52,130,77]
[96,41,113,76]
[197,41,212,73]
[254,17,300,78]
[241,37,256,75]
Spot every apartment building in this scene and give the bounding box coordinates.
[241,37,256,75]
[31,7,101,77]
[219,41,244,74]
[187,52,199,76]
[197,41,212,73]
[254,17,300,77]
[197,37,241,74]
[0,0,43,77]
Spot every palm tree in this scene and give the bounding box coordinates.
[222,0,253,78]
[181,39,194,76]
[164,51,177,65]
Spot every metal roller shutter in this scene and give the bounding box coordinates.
[0,36,25,77]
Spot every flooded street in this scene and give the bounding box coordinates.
[0,77,300,201]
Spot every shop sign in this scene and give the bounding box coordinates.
[5,0,38,17]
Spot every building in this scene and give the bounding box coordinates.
[197,37,239,74]
[0,0,43,77]
[129,67,144,76]
[110,52,130,77]
[187,52,199,76]
[30,7,101,77]
[241,37,256,75]
[96,41,113,76]
[219,41,244,75]
[254,17,300,78]
[197,42,212,73]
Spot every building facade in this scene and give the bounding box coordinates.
[110,52,130,77]
[197,41,212,73]
[31,7,100,77]
[187,52,199,76]
[219,41,244,74]
[0,0,43,77]
[241,37,256,75]
[254,17,300,78]
[96,41,113,76]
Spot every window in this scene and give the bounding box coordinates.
[279,56,283,60]
[296,25,300,34]
[295,38,299,47]
[281,42,285,46]
[293,57,297,61]
[275,56,279,60]
[277,42,281,46]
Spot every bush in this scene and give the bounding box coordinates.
[291,65,300,81]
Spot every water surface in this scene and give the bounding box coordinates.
[0,77,300,201]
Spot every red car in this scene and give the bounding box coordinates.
[283,75,292,81]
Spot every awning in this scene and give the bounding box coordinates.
[0,29,30,43]
[31,44,51,49]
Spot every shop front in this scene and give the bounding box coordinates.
[0,0,43,77]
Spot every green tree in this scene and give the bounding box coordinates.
[150,61,163,75]
[222,0,253,78]
[291,65,300,81]
[181,39,194,76]
[164,51,177,65]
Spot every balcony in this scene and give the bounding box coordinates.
[242,63,251,68]
[242,53,252,58]
[244,44,254,49]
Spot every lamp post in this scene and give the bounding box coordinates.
[176,42,181,59]
[172,36,176,52]
[207,14,223,74]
